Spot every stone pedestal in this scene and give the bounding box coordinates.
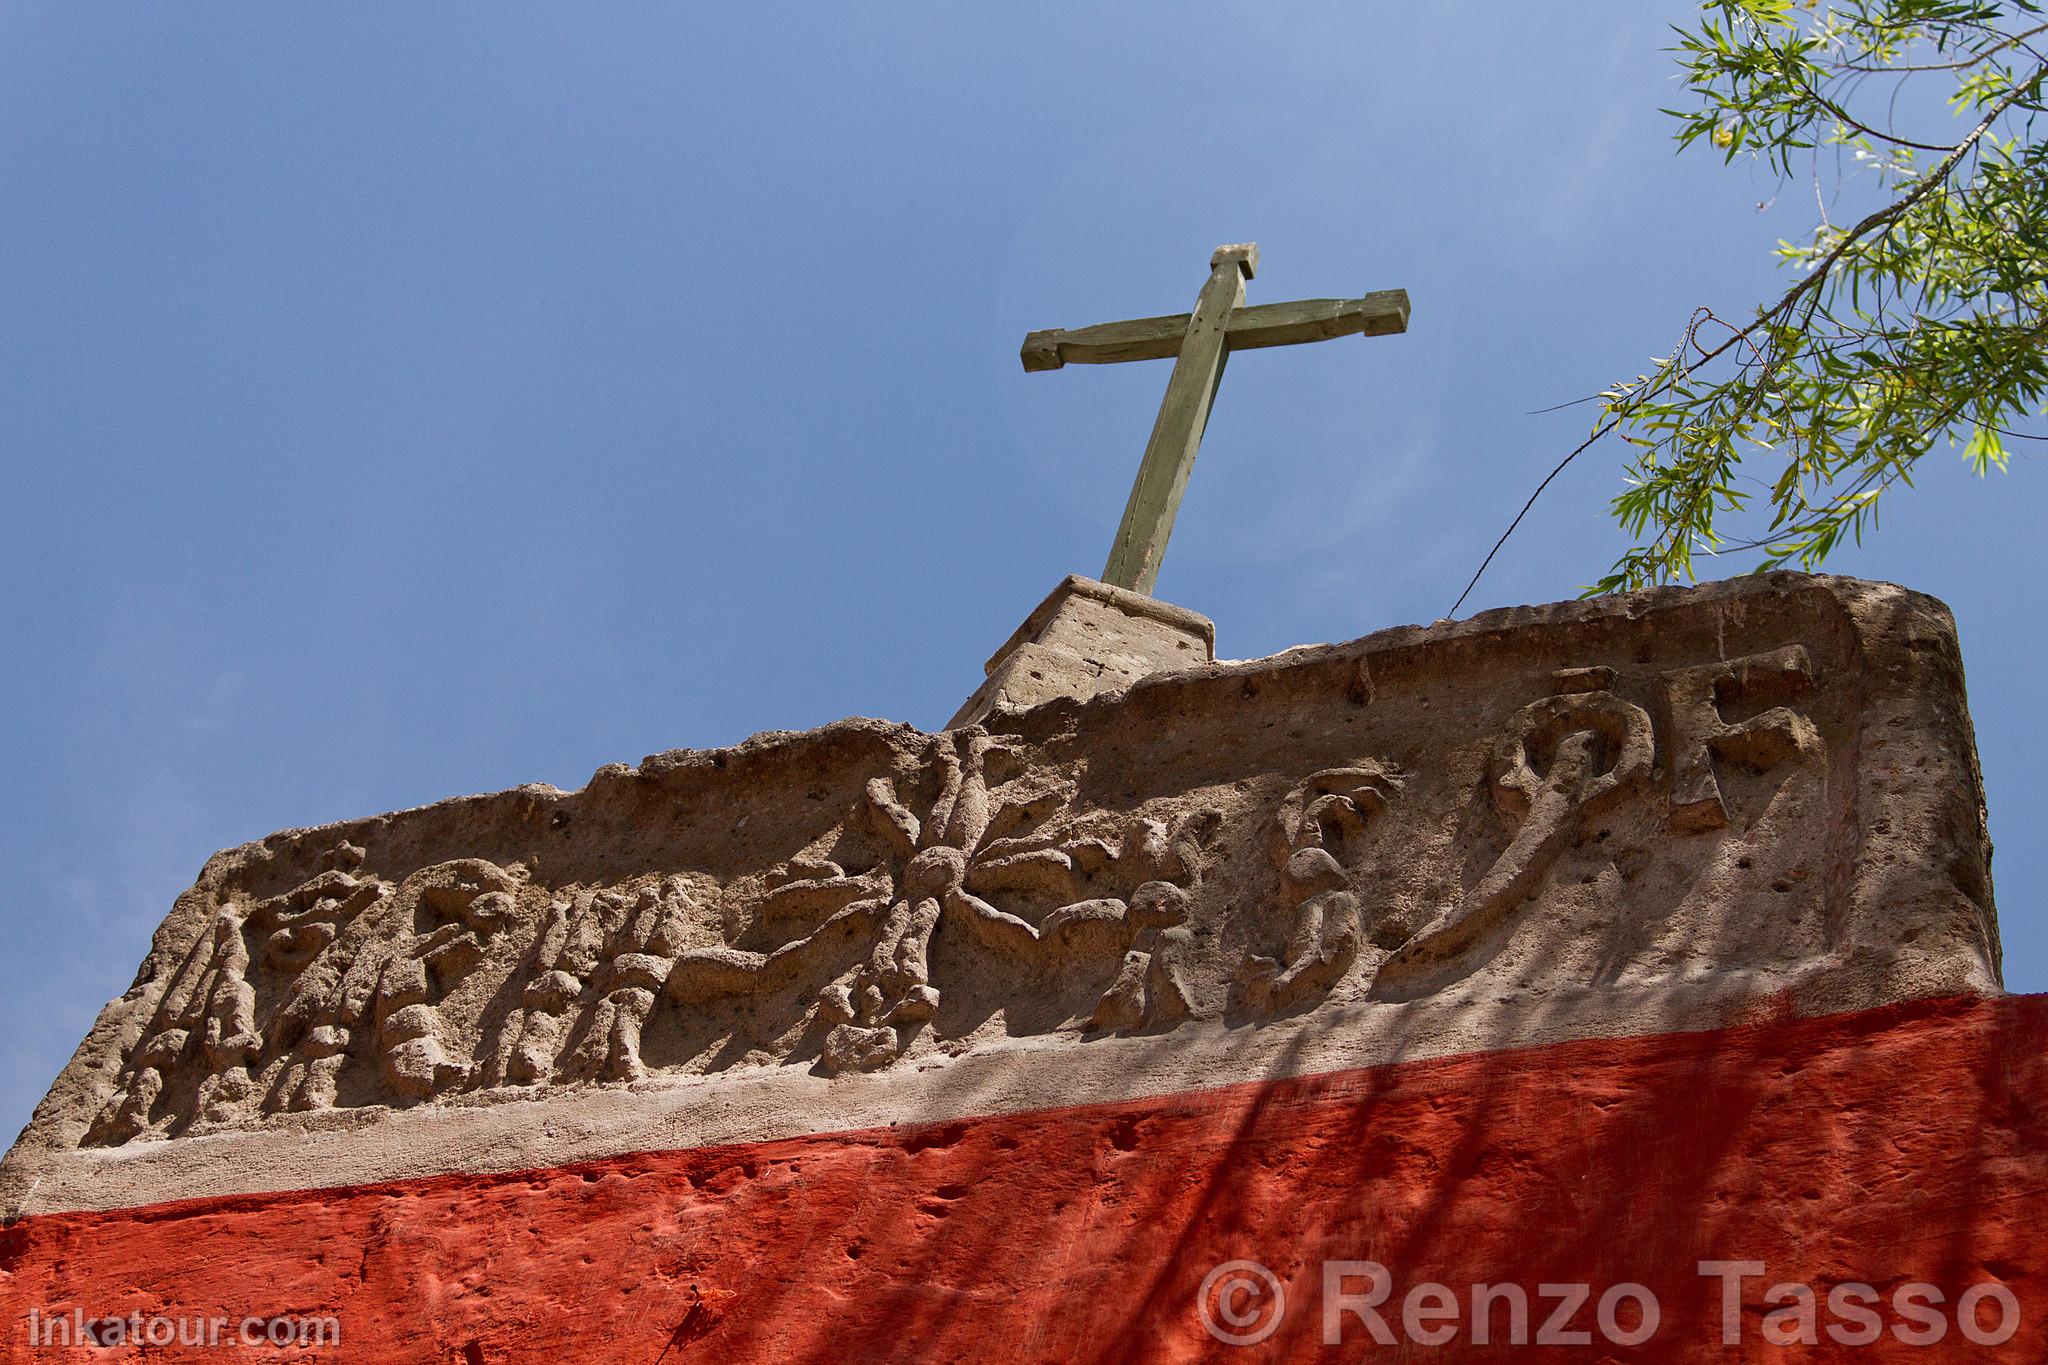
[948,574,1214,728]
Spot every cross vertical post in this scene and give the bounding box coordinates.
[1102,243,1255,594]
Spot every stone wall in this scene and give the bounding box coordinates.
[1,573,2000,1217]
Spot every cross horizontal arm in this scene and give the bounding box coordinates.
[1020,290,1409,372]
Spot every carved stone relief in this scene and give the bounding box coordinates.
[51,576,1999,1152]
[1663,645,1818,832]
[1238,763,1402,1012]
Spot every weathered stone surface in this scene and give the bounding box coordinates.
[948,574,1215,727]
[0,573,2000,1216]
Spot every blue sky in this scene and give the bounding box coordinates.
[2,5,2039,1143]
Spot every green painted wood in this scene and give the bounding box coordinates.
[1020,290,1409,371]
[1024,244,1408,596]
[1101,254,1246,593]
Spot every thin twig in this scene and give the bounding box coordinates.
[1446,418,1620,618]
[1443,63,2042,612]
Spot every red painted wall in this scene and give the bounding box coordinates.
[6,993,2044,1362]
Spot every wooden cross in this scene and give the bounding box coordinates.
[1022,243,1409,595]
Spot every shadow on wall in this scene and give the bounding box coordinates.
[3,991,2042,1363]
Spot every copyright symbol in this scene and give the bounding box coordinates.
[1197,1259,1285,1346]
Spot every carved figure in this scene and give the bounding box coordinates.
[265,858,520,1113]
[491,875,712,1089]
[1241,763,1402,1012]
[85,906,254,1144]
[562,877,698,1083]
[372,859,522,1101]
[489,889,605,1087]
[87,843,385,1143]
[1087,881,1198,1031]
